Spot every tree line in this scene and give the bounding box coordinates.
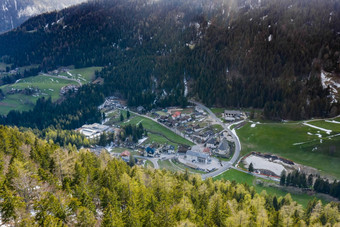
[0,0,338,123]
[0,125,339,226]
[281,171,340,200]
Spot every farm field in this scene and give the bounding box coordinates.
[58,66,102,83]
[214,169,329,208]
[0,75,79,115]
[0,67,101,115]
[237,120,340,179]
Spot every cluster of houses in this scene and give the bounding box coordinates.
[60,84,79,95]
[99,96,126,110]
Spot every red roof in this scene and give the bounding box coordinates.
[172,111,181,118]
[203,147,211,154]
[120,150,130,157]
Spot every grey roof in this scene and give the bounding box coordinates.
[186,150,209,159]
[218,138,230,151]
[206,137,217,144]
[224,110,241,115]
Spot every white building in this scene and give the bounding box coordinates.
[78,123,110,138]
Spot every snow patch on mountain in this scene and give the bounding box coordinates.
[321,70,340,103]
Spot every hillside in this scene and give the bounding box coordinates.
[0,0,340,128]
[0,0,86,33]
[0,125,339,226]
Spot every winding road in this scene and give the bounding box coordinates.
[189,101,242,179]
[126,101,242,179]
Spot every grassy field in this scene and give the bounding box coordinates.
[237,121,340,178]
[211,108,225,118]
[158,159,204,174]
[58,67,102,83]
[0,75,79,115]
[214,169,329,208]
[0,67,101,115]
[145,133,178,149]
[0,62,11,72]
[144,160,154,168]
[307,119,340,132]
[122,115,194,147]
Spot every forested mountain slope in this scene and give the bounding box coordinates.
[0,0,86,33]
[0,0,340,123]
[0,126,339,226]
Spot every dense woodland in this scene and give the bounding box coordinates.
[0,84,104,129]
[281,171,340,200]
[0,126,339,226]
[0,0,339,128]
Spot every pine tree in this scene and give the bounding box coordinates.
[248,163,254,172]
[280,171,286,186]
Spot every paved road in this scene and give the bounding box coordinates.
[189,101,242,179]
[135,155,159,169]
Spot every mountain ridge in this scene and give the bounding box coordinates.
[0,0,87,33]
[0,0,339,125]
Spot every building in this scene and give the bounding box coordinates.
[203,147,211,155]
[223,110,242,121]
[186,150,211,164]
[137,106,145,114]
[120,150,131,157]
[178,145,190,154]
[145,147,155,157]
[206,137,218,149]
[78,123,110,138]
[216,138,230,157]
[172,111,181,120]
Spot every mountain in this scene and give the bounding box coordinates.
[0,0,87,33]
[0,0,340,128]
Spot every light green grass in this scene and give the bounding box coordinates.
[145,160,154,168]
[156,111,169,116]
[0,75,79,115]
[111,147,139,156]
[214,169,328,208]
[158,159,204,174]
[158,160,179,172]
[0,62,11,71]
[307,120,340,132]
[122,116,194,146]
[181,108,194,114]
[211,108,225,118]
[145,133,178,149]
[58,67,102,83]
[211,124,224,133]
[0,67,101,115]
[214,169,255,185]
[237,121,340,179]
[0,94,37,114]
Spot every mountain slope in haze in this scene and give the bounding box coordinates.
[0,0,340,126]
[0,0,87,33]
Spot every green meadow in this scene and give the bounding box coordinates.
[214,169,329,208]
[237,120,340,178]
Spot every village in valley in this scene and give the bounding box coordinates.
[76,95,312,182]
[76,96,248,176]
